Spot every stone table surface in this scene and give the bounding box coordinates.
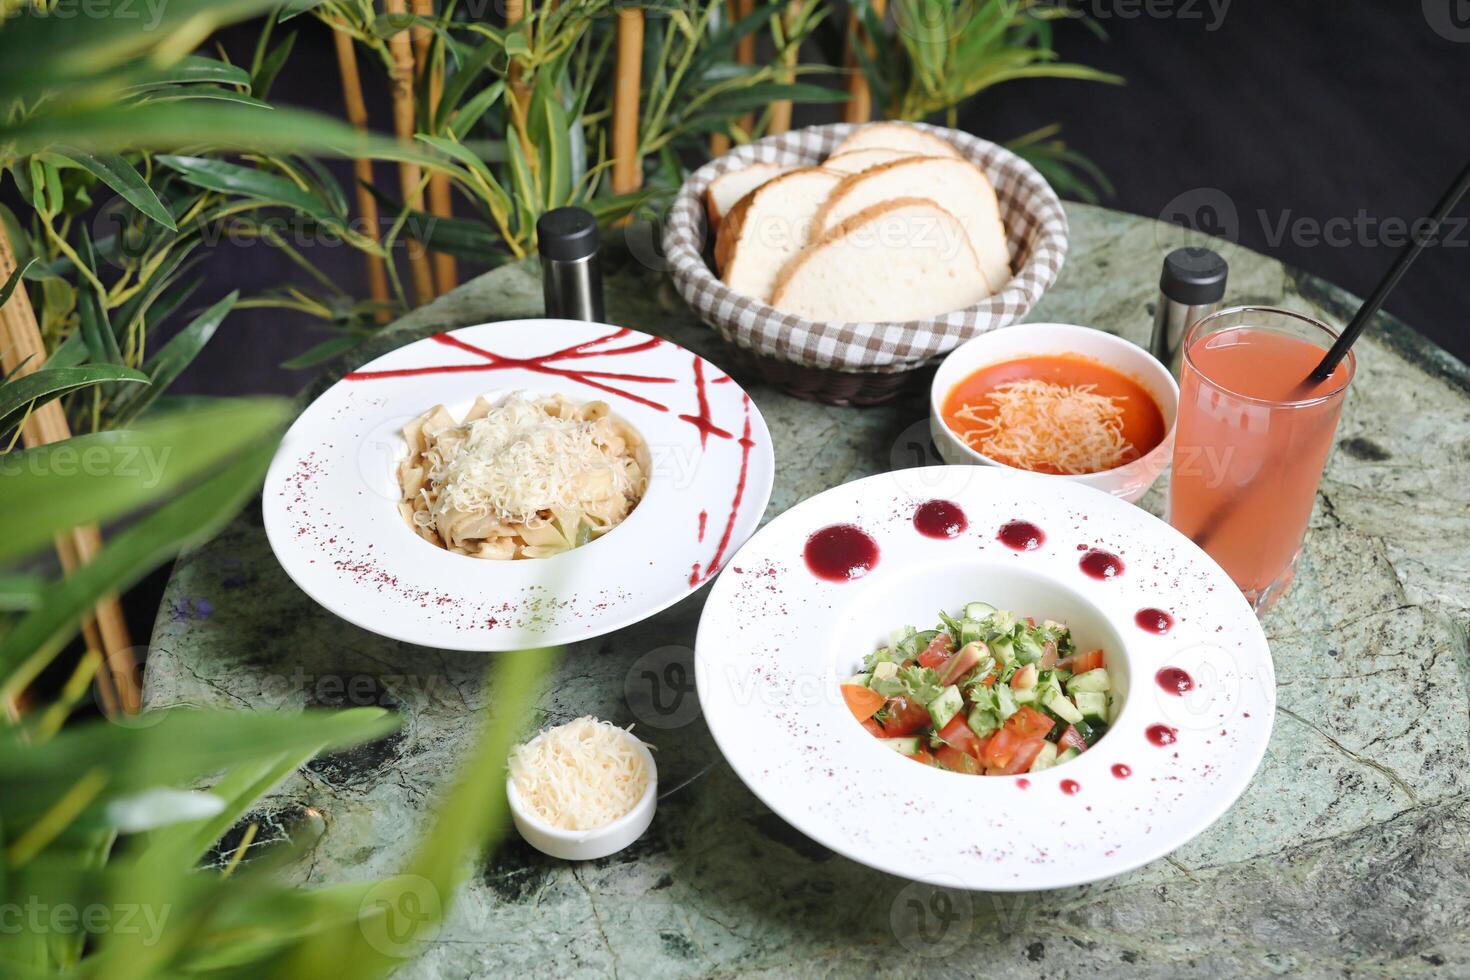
[144,203,1470,978]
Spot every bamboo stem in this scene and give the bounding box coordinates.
[0,226,138,717]
[504,0,532,160]
[731,0,756,135]
[844,0,887,123]
[385,0,437,306]
[330,25,392,320]
[767,0,802,135]
[612,9,644,196]
[412,0,457,293]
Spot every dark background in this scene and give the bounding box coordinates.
[38,1,1470,398]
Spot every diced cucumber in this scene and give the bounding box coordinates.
[990,635,1015,665]
[1041,687,1083,724]
[960,621,984,647]
[1014,631,1044,664]
[967,706,1000,738]
[927,685,964,731]
[994,683,1019,720]
[872,661,899,683]
[880,737,922,756]
[1028,741,1059,772]
[964,601,996,621]
[1057,747,1082,764]
[1067,668,1111,694]
[844,672,872,688]
[1012,685,1039,705]
[1074,690,1107,724]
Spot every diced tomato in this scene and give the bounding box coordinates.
[1025,617,1036,627]
[916,633,955,669]
[934,744,983,774]
[842,684,886,722]
[910,745,937,765]
[1005,705,1053,739]
[1058,724,1088,754]
[861,718,885,737]
[1040,641,1059,669]
[937,714,984,758]
[981,726,1019,769]
[937,641,986,686]
[995,737,1047,775]
[1059,648,1104,673]
[878,696,930,737]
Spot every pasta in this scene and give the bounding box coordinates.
[397,392,648,560]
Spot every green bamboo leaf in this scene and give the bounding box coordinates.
[0,397,291,565]
[74,234,123,366]
[123,55,253,90]
[43,332,89,370]
[279,335,364,371]
[435,41,505,134]
[686,1,787,85]
[0,257,35,309]
[0,435,281,701]
[156,155,343,228]
[0,365,149,434]
[53,149,177,231]
[0,574,44,612]
[252,31,298,99]
[138,87,273,108]
[504,134,536,240]
[447,81,505,141]
[108,292,236,425]
[527,72,572,209]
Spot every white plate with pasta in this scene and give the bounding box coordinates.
[262,319,775,651]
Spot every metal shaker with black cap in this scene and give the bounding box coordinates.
[537,206,605,322]
[1150,247,1228,376]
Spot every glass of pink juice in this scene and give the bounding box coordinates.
[1168,307,1355,613]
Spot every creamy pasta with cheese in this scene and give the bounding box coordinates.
[397,392,648,559]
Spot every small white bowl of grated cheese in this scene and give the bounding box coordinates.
[506,716,657,861]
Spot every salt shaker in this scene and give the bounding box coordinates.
[1150,247,1228,376]
[537,207,605,322]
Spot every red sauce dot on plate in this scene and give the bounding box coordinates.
[1016,777,1031,790]
[1135,608,1174,634]
[1156,667,1195,696]
[1112,763,1132,779]
[1060,779,1081,795]
[1080,549,1124,580]
[803,524,879,582]
[998,520,1045,551]
[1146,724,1179,746]
[913,500,968,539]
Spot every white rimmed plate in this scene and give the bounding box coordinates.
[695,465,1273,890]
[263,319,774,652]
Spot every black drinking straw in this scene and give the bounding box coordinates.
[1191,158,1470,553]
[1308,158,1470,383]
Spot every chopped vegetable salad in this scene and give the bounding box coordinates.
[842,602,1118,775]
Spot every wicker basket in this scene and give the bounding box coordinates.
[663,122,1068,405]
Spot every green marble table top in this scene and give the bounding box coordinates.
[143,203,1470,977]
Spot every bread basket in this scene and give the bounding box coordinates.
[663,122,1068,405]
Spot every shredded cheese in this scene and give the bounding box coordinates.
[508,717,650,831]
[427,394,639,527]
[955,379,1133,475]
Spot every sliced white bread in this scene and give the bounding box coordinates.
[813,156,1010,293]
[716,167,843,301]
[704,162,792,226]
[830,122,963,160]
[770,198,989,322]
[822,147,921,175]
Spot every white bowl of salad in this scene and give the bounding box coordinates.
[842,599,1120,776]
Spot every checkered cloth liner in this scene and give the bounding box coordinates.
[663,122,1068,374]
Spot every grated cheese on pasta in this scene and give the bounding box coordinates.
[508,717,650,831]
[955,379,1133,475]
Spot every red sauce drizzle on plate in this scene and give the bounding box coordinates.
[1156,667,1195,696]
[913,500,968,539]
[1079,548,1124,580]
[1112,763,1132,779]
[804,524,879,582]
[998,520,1045,551]
[1135,607,1174,634]
[1060,779,1081,795]
[1146,724,1179,746]
[1016,777,1031,790]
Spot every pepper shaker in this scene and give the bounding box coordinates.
[1151,247,1228,376]
[537,207,605,322]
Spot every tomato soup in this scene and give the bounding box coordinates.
[942,354,1167,475]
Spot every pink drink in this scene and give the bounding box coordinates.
[1168,308,1354,612]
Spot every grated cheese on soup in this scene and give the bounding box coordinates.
[508,717,650,831]
[955,379,1133,475]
